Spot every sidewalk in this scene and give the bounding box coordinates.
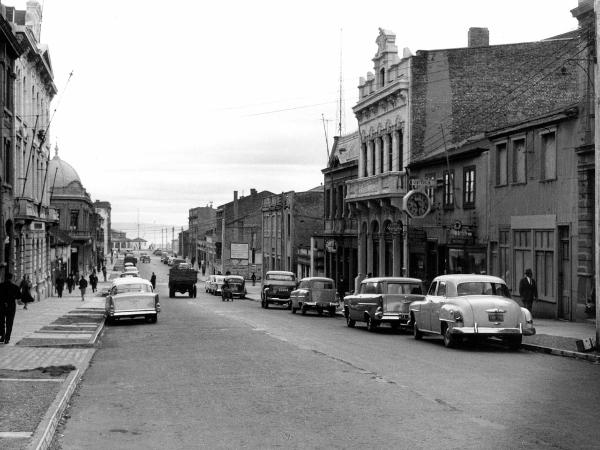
[0,278,110,450]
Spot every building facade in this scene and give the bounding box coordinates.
[322,132,359,293]
[94,200,111,267]
[188,205,216,267]
[262,188,324,280]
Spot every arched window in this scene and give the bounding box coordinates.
[379,68,385,87]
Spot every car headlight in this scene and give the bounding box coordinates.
[452,310,463,322]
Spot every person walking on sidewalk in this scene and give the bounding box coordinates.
[79,275,88,301]
[55,274,65,298]
[102,265,107,282]
[150,272,156,290]
[251,272,256,286]
[89,271,98,293]
[67,273,75,294]
[0,273,22,344]
[518,268,538,315]
[20,275,34,310]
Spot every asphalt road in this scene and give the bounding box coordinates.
[51,257,600,449]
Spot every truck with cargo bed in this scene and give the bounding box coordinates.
[168,263,198,298]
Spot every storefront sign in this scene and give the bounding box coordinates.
[409,178,436,190]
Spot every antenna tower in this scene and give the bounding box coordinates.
[336,28,345,137]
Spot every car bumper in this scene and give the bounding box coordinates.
[376,312,410,323]
[302,301,339,309]
[109,309,158,318]
[449,324,536,336]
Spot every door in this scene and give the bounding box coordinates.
[429,281,447,333]
[558,226,571,320]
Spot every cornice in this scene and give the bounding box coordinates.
[354,79,408,113]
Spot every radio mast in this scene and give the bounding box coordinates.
[336,28,345,137]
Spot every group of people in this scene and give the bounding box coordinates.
[54,270,101,301]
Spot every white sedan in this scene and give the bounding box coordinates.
[105,277,160,324]
[410,274,535,349]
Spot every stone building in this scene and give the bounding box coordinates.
[262,187,324,280]
[188,205,216,266]
[94,200,111,267]
[48,149,97,276]
[0,6,23,282]
[321,131,359,293]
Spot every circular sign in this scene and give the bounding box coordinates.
[402,190,431,219]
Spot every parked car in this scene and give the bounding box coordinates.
[120,266,140,278]
[344,277,425,331]
[170,258,186,268]
[105,277,160,324]
[140,253,151,263]
[290,277,339,316]
[410,274,536,349]
[206,275,225,296]
[261,271,297,309]
[221,275,246,301]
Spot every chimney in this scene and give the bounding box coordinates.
[250,188,257,196]
[468,27,489,48]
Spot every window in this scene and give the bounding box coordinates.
[387,134,393,172]
[379,137,384,174]
[463,166,475,207]
[397,130,404,171]
[425,173,435,200]
[3,138,10,185]
[379,68,385,87]
[513,230,532,291]
[443,170,454,208]
[541,131,556,180]
[512,137,526,183]
[69,210,79,230]
[499,230,510,287]
[325,189,330,218]
[535,230,554,299]
[496,142,507,185]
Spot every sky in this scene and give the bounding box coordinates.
[3,0,580,239]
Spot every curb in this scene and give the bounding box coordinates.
[522,343,600,363]
[26,347,96,450]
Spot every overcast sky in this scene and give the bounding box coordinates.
[4,0,579,235]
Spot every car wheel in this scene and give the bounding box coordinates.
[169,289,174,298]
[504,335,522,351]
[413,321,423,340]
[317,307,323,316]
[291,306,297,314]
[366,316,378,332]
[189,289,193,298]
[346,314,355,328]
[443,324,458,348]
[222,296,225,302]
[287,301,292,310]
[328,307,336,317]
[193,286,197,298]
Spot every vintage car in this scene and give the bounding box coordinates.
[221,275,246,301]
[206,275,225,296]
[290,277,339,316]
[120,266,140,278]
[139,253,151,263]
[344,277,425,331]
[261,271,297,309]
[105,277,160,324]
[410,274,536,349]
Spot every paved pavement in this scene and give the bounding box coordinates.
[1,271,599,449]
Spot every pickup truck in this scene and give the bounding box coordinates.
[168,263,198,298]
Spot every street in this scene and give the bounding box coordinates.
[51,257,600,449]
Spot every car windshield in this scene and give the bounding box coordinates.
[266,273,295,281]
[360,282,381,294]
[456,282,511,298]
[387,282,422,295]
[114,284,152,294]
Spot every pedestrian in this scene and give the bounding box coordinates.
[55,274,65,298]
[201,265,206,276]
[102,265,107,282]
[191,256,196,267]
[150,272,156,290]
[0,273,22,344]
[337,277,345,299]
[518,268,538,314]
[251,272,256,286]
[79,275,88,301]
[20,275,34,310]
[89,271,98,293]
[67,273,75,294]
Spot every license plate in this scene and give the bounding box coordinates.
[488,313,504,322]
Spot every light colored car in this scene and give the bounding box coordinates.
[105,277,160,323]
[120,266,140,278]
[290,277,339,316]
[261,271,297,309]
[344,277,425,331]
[410,274,536,349]
[206,275,225,295]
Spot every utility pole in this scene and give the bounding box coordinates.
[595,0,600,351]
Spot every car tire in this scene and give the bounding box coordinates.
[189,289,193,298]
[193,286,197,298]
[346,314,355,328]
[287,301,292,310]
[317,307,323,316]
[366,316,378,332]
[443,324,458,348]
[413,322,423,340]
[291,306,297,314]
[169,289,174,298]
[328,307,336,317]
[504,335,522,351]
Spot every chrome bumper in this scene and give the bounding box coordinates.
[450,324,536,336]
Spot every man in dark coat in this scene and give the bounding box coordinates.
[55,274,65,298]
[0,273,22,344]
[518,268,538,314]
[150,272,156,290]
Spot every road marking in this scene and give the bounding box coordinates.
[0,432,33,438]
[0,378,64,382]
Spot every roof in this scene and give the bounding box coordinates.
[111,277,151,287]
[48,154,82,189]
[432,274,506,284]
[363,277,423,283]
[266,271,295,275]
[300,277,334,283]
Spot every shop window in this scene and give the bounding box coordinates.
[443,170,454,208]
[541,130,556,181]
[512,137,526,184]
[463,166,475,208]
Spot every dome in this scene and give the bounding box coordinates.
[48,147,81,189]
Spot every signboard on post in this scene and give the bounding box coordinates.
[231,243,249,260]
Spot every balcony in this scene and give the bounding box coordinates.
[345,171,408,203]
[324,218,358,235]
[15,198,37,220]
